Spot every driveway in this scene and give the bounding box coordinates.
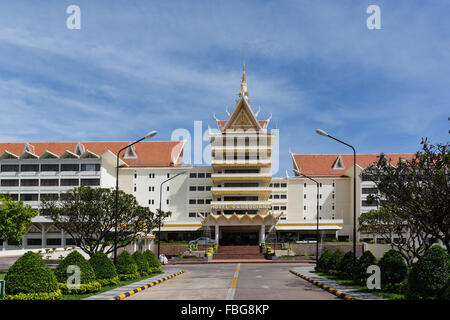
[125,263,338,300]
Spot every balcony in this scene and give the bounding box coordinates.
[211,159,271,167]
[211,173,272,181]
[211,187,272,195]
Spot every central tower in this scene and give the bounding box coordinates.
[209,65,274,218]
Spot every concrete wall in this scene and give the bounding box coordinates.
[289,243,365,257]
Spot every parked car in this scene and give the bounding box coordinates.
[189,237,215,245]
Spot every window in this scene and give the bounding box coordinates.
[281,183,287,188]
[166,199,169,205]
[198,173,205,178]
[281,194,287,199]
[320,183,322,187]
[1,179,19,186]
[20,179,39,186]
[205,186,211,191]
[189,199,196,204]
[273,206,279,210]
[21,164,39,172]
[274,183,280,188]
[27,238,42,246]
[134,186,137,192]
[319,205,322,210]
[41,179,59,186]
[81,164,100,171]
[189,212,197,218]
[61,179,79,186]
[205,199,212,204]
[332,182,335,187]
[319,194,322,199]
[10,194,18,201]
[1,164,19,172]
[197,186,205,191]
[80,179,100,186]
[41,164,59,172]
[280,206,287,210]
[167,186,169,192]
[190,173,197,178]
[332,205,335,210]
[206,173,211,178]
[304,194,306,199]
[149,173,155,178]
[304,183,307,188]
[273,195,280,199]
[304,205,307,210]
[46,238,61,246]
[61,163,79,171]
[20,194,38,201]
[362,187,378,194]
[134,173,137,179]
[40,194,59,201]
[197,199,205,204]
[167,173,170,178]
[189,186,196,192]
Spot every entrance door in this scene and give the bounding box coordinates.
[220,231,259,245]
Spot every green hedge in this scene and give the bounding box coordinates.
[143,250,162,273]
[378,250,407,287]
[58,281,102,295]
[353,251,377,285]
[132,251,150,275]
[89,252,117,281]
[4,290,62,300]
[316,249,333,273]
[406,246,450,300]
[54,251,96,284]
[328,249,345,273]
[97,276,120,286]
[338,251,356,280]
[116,251,139,278]
[5,251,59,296]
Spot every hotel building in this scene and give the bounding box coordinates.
[0,68,414,251]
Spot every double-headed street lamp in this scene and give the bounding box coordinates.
[294,169,320,261]
[113,130,157,265]
[157,170,187,257]
[316,129,357,260]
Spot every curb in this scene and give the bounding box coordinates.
[289,269,353,300]
[108,270,185,300]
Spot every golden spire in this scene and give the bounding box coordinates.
[242,62,246,84]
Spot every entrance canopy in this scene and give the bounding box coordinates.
[199,212,282,227]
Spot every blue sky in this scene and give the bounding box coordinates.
[0,1,448,176]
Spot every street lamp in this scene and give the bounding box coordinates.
[294,169,320,261]
[113,130,157,264]
[316,128,357,260]
[157,170,187,258]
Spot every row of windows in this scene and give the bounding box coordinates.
[269,183,287,188]
[134,173,172,179]
[304,182,335,188]
[189,186,212,192]
[189,199,212,205]
[269,194,287,199]
[10,238,77,246]
[303,204,335,211]
[189,172,212,178]
[0,163,100,172]
[148,199,170,205]
[272,206,287,211]
[303,193,335,199]
[0,178,100,187]
[6,192,85,201]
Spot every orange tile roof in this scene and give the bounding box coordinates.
[292,153,415,177]
[0,141,185,167]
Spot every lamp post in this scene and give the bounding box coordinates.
[294,169,320,261]
[113,130,157,265]
[157,170,187,258]
[316,129,357,260]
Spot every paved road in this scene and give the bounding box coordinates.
[125,263,338,300]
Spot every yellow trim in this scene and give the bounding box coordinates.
[160,224,203,228]
[211,189,271,194]
[276,223,344,227]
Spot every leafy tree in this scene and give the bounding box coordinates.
[378,249,407,286]
[40,186,162,257]
[339,251,357,280]
[359,204,432,266]
[353,250,377,285]
[362,139,450,253]
[0,194,38,246]
[316,249,333,273]
[54,251,96,284]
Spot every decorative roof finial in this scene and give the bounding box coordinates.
[238,62,249,101]
[242,62,246,84]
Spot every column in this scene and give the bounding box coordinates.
[61,230,66,248]
[260,224,265,244]
[41,225,46,249]
[215,225,219,243]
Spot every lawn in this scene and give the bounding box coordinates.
[312,270,405,300]
[61,272,162,300]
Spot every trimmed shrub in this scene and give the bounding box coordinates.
[378,250,407,287]
[116,251,139,280]
[54,251,96,284]
[143,250,163,273]
[406,246,450,300]
[353,250,377,285]
[132,251,150,276]
[316,249,333,273]
[328,249,345,273]
[58,281,102,295]
[4,251,59,297]
[89,252,118,281]
[440,284,450,300]
[338,251,357,280]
